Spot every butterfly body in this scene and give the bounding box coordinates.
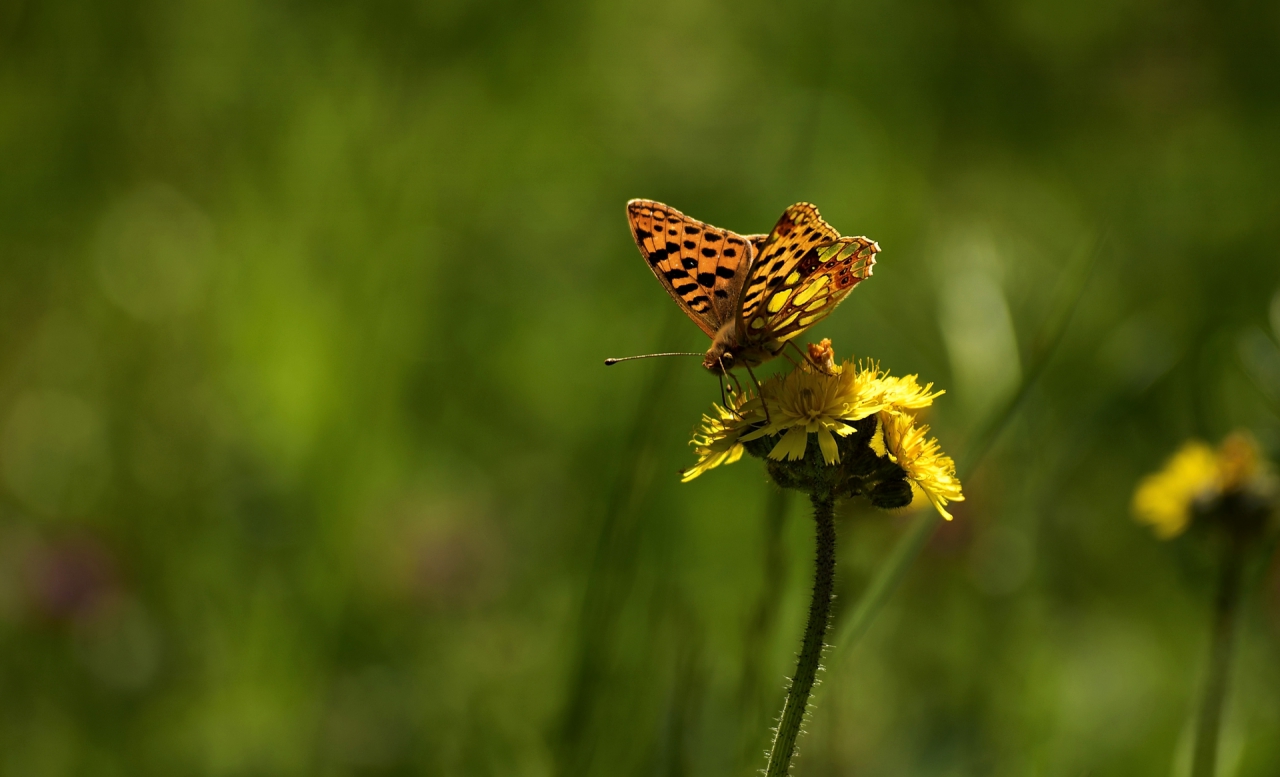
[702,319,783,374]
[626,199,878,375]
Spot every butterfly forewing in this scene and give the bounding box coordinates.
[627,200,754,336]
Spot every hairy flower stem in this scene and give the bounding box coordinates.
[765,492,837,777]
[1191,534,1246,777]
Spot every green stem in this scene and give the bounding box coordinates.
[1191,535,1246,777]
[765,492,837,777]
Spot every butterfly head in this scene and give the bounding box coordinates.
[703,346,735,375]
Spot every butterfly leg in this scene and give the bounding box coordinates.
[744,363,771,425]
[727,369,746,399]
[717,358,745,419]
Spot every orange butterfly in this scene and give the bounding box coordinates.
[621,199,879,377]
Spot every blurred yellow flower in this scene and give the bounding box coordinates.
[1131,432,1272,539]
[875,410,965,520]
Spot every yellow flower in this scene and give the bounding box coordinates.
[681,342,956,487]
[875,410,964,520]
[1132,432,1272,539]
[740,365,871,464]
[738,359,944,466]
[681,394,757,483]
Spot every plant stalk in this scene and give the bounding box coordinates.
[764,492,837,777]
[1191,534,1246,777]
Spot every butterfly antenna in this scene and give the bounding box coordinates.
[603,352,702,366]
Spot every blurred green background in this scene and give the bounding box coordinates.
[3,0,1280,774]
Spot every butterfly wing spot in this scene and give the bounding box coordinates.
[804,296,828,312]
[750,317,766,330]
[767,292,788,313]
[784,271,801,285]
[792,275,829,306]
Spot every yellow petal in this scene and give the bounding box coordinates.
[818,428,840,464]
[769,427,810,461]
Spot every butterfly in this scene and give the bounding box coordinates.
[625,199,879,376]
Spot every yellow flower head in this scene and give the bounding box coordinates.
[682,342,958,499]
[1131,432,1273,539]
[739,363,874,464]
[875,410,965,520]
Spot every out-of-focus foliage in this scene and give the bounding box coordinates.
[2,0,1279,775]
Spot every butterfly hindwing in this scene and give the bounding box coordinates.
[627,200,754,337]
[743,236,878,344]
[739,203,841,325]
[736,203,878,346]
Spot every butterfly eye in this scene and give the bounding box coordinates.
[721,352,736,365]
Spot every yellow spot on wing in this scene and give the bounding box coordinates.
[777,310,800,328]
[804,297,827,313]
[767,292,788,313]
[785,271,801,285]
[798,313,822,327]
[792,275,829,306]
[750,317,766,330]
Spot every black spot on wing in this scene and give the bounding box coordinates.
[715,266,736,278]
[681,257,698,270]
[674,283,698,294]
[663,268,689,281]
[697,272,716,287]
[797,248,821,274]
[683,240,696,249]
[723,248,737,258]
[666,242,679,252]
[634,228,652,241]
[704,233,722,242]
[713,289,729,298]
[684,225,701,235]
[647,248,668,266]
[701,247,717,257]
